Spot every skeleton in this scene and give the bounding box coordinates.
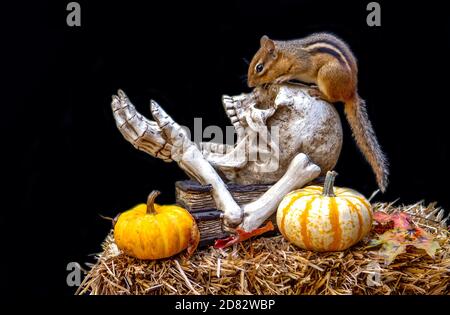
[111,84,343,237]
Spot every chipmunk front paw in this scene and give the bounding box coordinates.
[307,86,326,100]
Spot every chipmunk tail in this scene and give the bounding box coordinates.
[344,96,389,192]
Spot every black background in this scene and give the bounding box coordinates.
[2,0,450,296]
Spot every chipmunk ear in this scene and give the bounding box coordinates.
[260,35,269,46]
[260,35,275,54]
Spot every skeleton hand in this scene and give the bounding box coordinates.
[111,90,173,162]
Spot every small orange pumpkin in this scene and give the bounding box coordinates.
[277,171,373,251]
[113,191,199,260]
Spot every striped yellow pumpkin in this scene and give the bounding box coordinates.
[277,171,372,252]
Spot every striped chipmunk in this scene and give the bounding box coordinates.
[247,33,389,192]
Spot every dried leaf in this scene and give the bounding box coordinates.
[379,241,407,265]
[411,227,440,259]
[374,211,412,229]
[373,212,392,224]
[369,212,441,265]
[214,221,274,249]
[186,220,200,258]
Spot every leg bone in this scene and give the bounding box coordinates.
[240,153,321,232]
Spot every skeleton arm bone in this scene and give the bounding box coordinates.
[150,101,244,226]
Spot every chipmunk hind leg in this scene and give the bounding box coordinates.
[316,62,356,103]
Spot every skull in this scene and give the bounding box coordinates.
[201,85,343,185]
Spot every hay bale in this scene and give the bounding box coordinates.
[77,202,449,295]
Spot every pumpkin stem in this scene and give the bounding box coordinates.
[146,190,161,214]
[322,171,338,197]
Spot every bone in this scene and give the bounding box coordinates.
[200,142,235,155]
[240,153,321,232]
[202,136,248,170]
[111,90,172,162]
[246,105,276,132]
[222,95,246,142]
[150,100,244,227]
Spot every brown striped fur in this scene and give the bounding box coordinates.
[248,33,389,192]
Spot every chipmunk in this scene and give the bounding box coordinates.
[248,33,389,192]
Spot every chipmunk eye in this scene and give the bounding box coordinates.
[256,63,264,73]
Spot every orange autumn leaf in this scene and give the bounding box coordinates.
[214,221,274,249]
[373,211,412,229]
[368,212,440,265]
